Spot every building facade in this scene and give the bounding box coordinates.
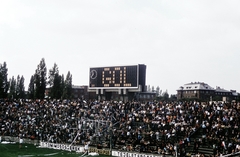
[177,82,239,102]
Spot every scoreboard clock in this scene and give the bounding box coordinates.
[89,65,142,89]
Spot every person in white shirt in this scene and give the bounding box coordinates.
[19,136,23,148]
[84,141,89,153]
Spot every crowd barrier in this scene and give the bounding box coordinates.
[39,142,165,157]
[0,136,38,145]
[39,142,84,152]
[39,142,111,155]
[88,147,111,155]
[112,150,168,157]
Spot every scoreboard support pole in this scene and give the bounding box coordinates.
[92,87,144,102]
[123,89,128,102]
[96,89,99,101]
[96,89,105,101]
[100,89,105,101]
[118,89,123,102]
[117,89,128,102]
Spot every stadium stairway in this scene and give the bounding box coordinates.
[185,127,213,156]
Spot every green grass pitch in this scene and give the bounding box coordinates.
[0,143,110,157]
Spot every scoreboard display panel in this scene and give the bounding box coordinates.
[89,65,139,89]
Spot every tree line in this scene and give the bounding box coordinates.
[146,85,177,101]
[0,58,73,100]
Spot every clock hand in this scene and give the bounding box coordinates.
[91,71,94,77]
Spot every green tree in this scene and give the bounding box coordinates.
[62,71,72,99]
[162,90,169,101]
[0,62,9,98]
[28,75,35,99]
[34,58,47,99]
[8,75,25,99]
[48,63,62,99]
[61,74,65,98]
[55,74,63,99]
[169,94,177,101]
[61,74,65,88]
[156,86,160,97]
[34,73,40,98]
[16,75,25,98]
[16,75,20,99]
[48,63,59,87]
[8,76,16,99]
[151,86,155,92]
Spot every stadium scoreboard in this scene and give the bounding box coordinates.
[89,65,146,89]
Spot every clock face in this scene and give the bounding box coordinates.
[90,69,97,79]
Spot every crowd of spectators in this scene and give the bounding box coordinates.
[0,98,240,157]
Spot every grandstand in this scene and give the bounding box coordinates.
[0,98,240,157]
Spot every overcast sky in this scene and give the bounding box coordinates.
[1,0,240,95]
